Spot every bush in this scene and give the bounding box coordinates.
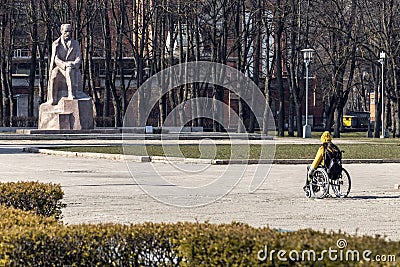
[0,182,398,266]
[0,205,59,266]
[0,181,65,220]
[0,217,398,266]
[0,219,182,266]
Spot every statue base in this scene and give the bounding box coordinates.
[38,97,94,130]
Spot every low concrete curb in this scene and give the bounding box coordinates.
[2,133,275,141]
[212,159,274,165]
[211,159,400,164]
[23,147,400,165]
[151,156,213,164]
[23,147,151,162]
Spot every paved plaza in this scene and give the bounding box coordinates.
[0,139,399,241]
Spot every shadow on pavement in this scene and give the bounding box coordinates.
[63,183,139,187]
[0,147,27,154]
[349,195,400,200]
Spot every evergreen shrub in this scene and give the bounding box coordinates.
[0,217,398,266]
[0,182,398,266]
[0,181,65,219]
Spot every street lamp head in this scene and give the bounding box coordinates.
[380,51,386,60]
[301,48,315,62]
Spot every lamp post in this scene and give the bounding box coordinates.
[378,51,386,138]
[301,48,315,138]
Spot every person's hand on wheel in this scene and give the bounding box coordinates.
[308,168,315,180]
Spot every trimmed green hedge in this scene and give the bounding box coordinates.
[0,181,65,219]
[0,208,398,267]
[0,182,398,266]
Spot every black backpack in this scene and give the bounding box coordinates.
[324,143,342,179]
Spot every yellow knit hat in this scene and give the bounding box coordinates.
[320,131,332,143]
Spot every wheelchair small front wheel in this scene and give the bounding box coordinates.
[309,168,329,199]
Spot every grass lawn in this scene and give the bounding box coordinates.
[51,142,400,160]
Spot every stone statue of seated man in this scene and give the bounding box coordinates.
[38,23,93,130]
[47,23,87,105]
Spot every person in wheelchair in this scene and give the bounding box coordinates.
[303,131,341,193]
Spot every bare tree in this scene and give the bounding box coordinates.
[284,0,308,137]
[26,0,39,118]
[81,1,102,118]
[262,3,275,135]
[377,0,400,137]
[100,0,113,121]
[310,0,358,138]
[0,0,18,126]
[274,0,286,137]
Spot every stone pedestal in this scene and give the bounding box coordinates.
[38,97,94,130]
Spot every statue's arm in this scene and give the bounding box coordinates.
[54,54,66,70]
[53,42,67,70]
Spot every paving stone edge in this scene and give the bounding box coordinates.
[22,147,400,165]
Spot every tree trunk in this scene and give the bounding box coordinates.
[396,100,400,137]
[390,99,396,138]
[291,0,303,137]
[38,48,46,105]
[374,75,381,138]
[249,0,262,133]
[28,43,37,118]
[235,0,246,133]
[333,103,343,137]
[262,0,273,135]
[262,76,271,135]
[28,0,38,118]
[288,95,294,136]
[101,0,111,119]
[112,0,126,127]
[0,17,11,126]
[0,15,5,126]
[275,13,285,137]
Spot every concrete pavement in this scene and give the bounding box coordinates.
[0,145,399,241]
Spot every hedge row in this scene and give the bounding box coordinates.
[0,182,398,266]
[0,207,398,267]
[0,181,65,220]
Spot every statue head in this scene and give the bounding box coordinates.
[60,24,72,41]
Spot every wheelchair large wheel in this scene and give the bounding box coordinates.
[331,168,351,198]
[309,168,329,199]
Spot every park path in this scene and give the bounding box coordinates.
[0,147,399,241]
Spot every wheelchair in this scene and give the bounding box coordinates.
[305,166,351,199]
